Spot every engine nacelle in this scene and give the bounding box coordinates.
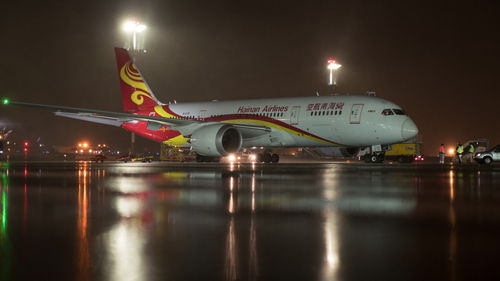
[190,124,243,157]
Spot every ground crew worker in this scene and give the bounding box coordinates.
[439,144,445,164]
[467,142,475,163]
[456,143,464,164]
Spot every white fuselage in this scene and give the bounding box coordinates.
[167,95,418,148]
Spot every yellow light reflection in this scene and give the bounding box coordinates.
[104,195,147,281]
[225,218,238,281]
[251,174,256,212]
[448,169,457,279]
[321,173,340,280]
[228,193,235,214]
[249,172,259,280]
[105,219,146,281]
[449,170,454,202]
[77,163,91,281]
[116,197,142,218]
[248,215,259,280]
[322,207,340,279]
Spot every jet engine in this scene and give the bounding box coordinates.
[190,124,243,157]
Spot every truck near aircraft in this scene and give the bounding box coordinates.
[358,137,423,163]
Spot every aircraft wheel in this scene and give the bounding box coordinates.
[271,154,280,163]
[263,153,272,163]
[257,153,265,163]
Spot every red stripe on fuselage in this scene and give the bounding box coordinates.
[148,105,337,145]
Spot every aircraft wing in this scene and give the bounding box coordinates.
[5,100,272,138]
[7,100,198,126]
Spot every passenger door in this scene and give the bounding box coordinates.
[198,110,208,120]
[349,104,364,124]
[290,106,300,125]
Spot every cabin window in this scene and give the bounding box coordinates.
[382,109,394,116]
[392,109,406,115]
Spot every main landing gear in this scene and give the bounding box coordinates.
[257,152,280,163]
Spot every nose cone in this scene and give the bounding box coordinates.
[401,118,418,140]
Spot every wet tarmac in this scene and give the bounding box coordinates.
[1,161,500,281]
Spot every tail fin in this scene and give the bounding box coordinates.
[114,48,163,112]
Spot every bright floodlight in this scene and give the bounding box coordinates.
[327,59,342,70]
[122,20,148,51]
[327,58,342,86]
[136,24,147,32]
[122,20,147,33]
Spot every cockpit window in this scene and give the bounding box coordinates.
[381,109,394,116]
[393,109,406,115]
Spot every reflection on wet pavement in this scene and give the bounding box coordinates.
[1,162,500,280]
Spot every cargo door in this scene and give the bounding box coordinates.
[290,106,300,125]
[349,104,363,124]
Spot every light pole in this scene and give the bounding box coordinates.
[122,19,147,155]
[327,58,342,91]
[122,20,147,52]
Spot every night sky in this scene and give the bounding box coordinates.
[2,1,499,155]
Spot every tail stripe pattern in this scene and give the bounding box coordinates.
[115,47,161,112]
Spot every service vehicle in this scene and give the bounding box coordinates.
[117,154,154,163]
[474,145,500,165]
[357,137,423,163]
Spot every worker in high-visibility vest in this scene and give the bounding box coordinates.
[456,143,464,164]
[467,143,475,163]
[439,144,446,164]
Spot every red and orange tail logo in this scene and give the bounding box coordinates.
[114,48,160,112]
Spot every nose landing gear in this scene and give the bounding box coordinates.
[257,152,280,163]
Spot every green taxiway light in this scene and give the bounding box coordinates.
[2,99,10,105]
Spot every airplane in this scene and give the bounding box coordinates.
[1,48,418,163]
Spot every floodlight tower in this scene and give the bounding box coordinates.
[327,58,342,91]
[122,19,147,52]
[121,19,147,155]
